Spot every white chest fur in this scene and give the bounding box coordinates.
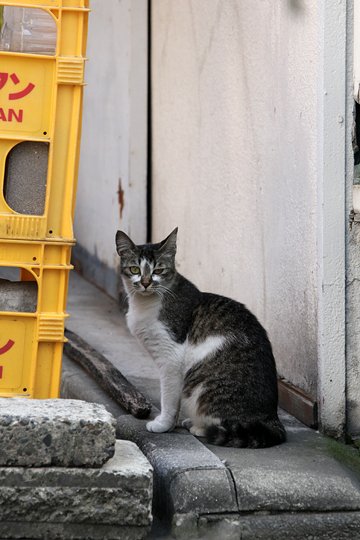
[126,294,184,370]
[126,294,161,337]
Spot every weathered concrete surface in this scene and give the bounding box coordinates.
[176,512,360,540]
[117,415,237,520]
[0,279,37,312]
[0,398,116,467]
[0,523,149,540]
[212,412,360,514]
[237,512,360,540]
[0,440,153,540]
[119,412,360,539]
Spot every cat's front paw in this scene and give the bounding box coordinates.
[146,417,174,433]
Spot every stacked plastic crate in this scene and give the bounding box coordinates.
[0,0,89,398]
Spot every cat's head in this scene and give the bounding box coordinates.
[115,228,178,296]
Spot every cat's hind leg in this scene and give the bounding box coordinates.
[181,418,206,437]
[181,418,193,430]
[182,382,220,437]
[189,425,206,437]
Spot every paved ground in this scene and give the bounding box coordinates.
[61,272,360,539]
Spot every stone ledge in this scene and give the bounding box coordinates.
[236,511,360,540]
[117,415,238,520]
[0,440,153,540]
[213,417,360,514]
[0,522,148,540]
[172,511,360,540]
[0,398,116,467]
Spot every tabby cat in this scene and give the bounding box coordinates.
[115,228,286,448]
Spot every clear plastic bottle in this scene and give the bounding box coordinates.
[0,6,56,55]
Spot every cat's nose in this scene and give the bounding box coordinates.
[141,278,151,289]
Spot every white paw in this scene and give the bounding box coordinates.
[182,418,193,430]
[190,425,206,437]
[146,417,174,433]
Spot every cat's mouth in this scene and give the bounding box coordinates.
[137,288,155,296]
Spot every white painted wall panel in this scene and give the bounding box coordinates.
[74,0,148,298]
[151,0,319,398]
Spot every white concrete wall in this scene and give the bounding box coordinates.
[354,0,360,102]
[74,0,148,298]
[316,0,347,438]
[347,0,360,437]
[151,0,320,398]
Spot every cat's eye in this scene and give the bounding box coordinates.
[129,266,140,275]
[153,268,164,275]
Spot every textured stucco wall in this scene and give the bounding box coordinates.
[346,225,360,435]
[74,0,148,298]
[151,0,319,398]
[346,0,360,437]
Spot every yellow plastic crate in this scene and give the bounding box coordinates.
[0,239,73,397]
[0,0,89,241]
[0,0,89,398]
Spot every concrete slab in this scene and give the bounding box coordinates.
[194,512,360,540]
[117,415,238,520]
[0,398,116,467]
[210,411,360,513]
[0,440,153,540]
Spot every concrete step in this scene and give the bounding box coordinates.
[118,412,360,539]
[0,439,153,540]
[0,398,116,467]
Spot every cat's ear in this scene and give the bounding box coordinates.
[115,230,135,256]
[158,227,178,256]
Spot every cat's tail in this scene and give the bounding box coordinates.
[205,417,286,448]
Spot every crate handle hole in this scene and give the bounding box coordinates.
[4,141,49,216]
[0,7,57,55]
[0,267,37,312]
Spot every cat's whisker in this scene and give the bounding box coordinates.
[127,288,138,300]
[156,284,177,299]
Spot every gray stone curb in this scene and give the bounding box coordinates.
[0,440,153,540]
[172,511,360,540]
[0,398,116,468]
[0,522,148,540]
[236,511,360,540]
[213,421,360,514]
[117,415,238,520]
